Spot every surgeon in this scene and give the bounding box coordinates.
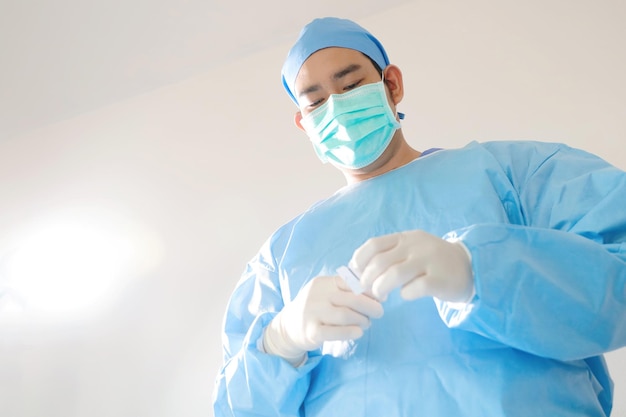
[213,17,626,416]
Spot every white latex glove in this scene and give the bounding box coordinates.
[263,276,384,366]
[349,230,474,303]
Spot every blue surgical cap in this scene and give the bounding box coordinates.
[281,17,390,105]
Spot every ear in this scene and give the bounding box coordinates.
[382,64,404,105]
[294,111,305,131]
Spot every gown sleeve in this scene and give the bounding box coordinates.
[212,231,321,417]
[437,141,626,361]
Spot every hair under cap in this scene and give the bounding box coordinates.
[281,17,390,105]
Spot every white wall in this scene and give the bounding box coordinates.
[0,1,625,416]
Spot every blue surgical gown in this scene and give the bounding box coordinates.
[213,141,626,417]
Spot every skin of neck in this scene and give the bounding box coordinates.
[339,129,421,184]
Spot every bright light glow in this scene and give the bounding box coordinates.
[3,212,162,319]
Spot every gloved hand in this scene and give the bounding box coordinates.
[263,276,384,366]
[349,230,474,303]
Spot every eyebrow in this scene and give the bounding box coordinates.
[298,64,363,98]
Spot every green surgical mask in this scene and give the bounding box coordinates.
[300,80,401,170]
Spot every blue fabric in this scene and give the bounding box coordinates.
[281,17,390,105]
[421,147,443,156]
[213,140,626,417]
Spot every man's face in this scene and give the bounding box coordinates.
[293,47,384,117]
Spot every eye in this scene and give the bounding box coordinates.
[307,98,325,109]
[343,79,363,91]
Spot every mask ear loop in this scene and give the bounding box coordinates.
[382,67,405,120]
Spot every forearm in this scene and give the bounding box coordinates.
[214,313,318,417]
[438,223,626,360]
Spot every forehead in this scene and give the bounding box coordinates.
[294,47,375,92]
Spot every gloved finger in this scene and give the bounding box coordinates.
[318,304,372,328]
[331,290,384,319]
[399,241,473,302]
[333,275,354,293]
[371,259,426,301]
[349,233,400,277]
[401,266,474,303]
[399,274,433,300]
[315,324,365,343]
[358,236,408,290]
[362,287,378,301]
